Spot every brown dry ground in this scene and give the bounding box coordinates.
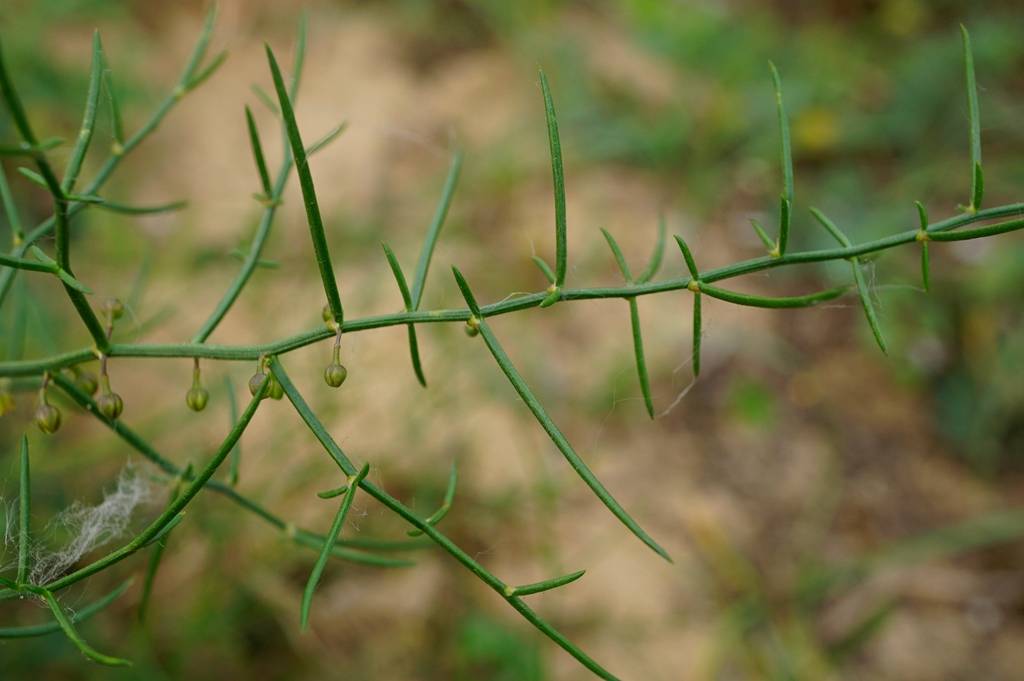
[4,2,1024,680]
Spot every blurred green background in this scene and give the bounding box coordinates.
[1,1,1023,679]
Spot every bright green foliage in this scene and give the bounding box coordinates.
[0,15,1021,681]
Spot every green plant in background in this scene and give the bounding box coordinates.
[0,7,1022,679]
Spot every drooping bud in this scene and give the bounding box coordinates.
[248,370,268,397]
[35,403,62,434]
[268,375,284,400]
[186,386,209,412]
[324,363,348,388]
[97,392,124,420]
[104,297,125,320]
[464,316,480,337]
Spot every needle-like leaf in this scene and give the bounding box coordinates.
[410,150,463,310]
[266,44,344,324]
[179,3,218,87]
[635,215,667,284]
[36,587,131,666]
[61,32,104,195]
[539,70,567,288]
[0,580,131,639]
[102,69,124,145]
[916,201,930,291]
[509,569,585,597]
[961,25,983,211]
[407,461,457,537]
[769,62,793,255]
[692,291,702,377]
[300,462,371,631]
[452,267,671,562]
[600,228,633,282]
[382,242,427,386]
[629,297,655,419]
[532,255,556,285]
[95,199,187,215]
[244,106,272,197]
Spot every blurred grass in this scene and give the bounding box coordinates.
[1,1,1023,679]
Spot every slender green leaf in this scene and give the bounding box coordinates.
[532,255,556,285]
[62,32,104,195]
[452,267,671,562]
[851,263,887,354]
[636,215,667,284]
[600,228,632,282]
[266,44,344,323]
[769,61,793,255]
[225,377,241,485]
[629,297,655,419]
[928,217,1024,241]
[700,283,848,309]
[408,461,457,537]
[251,84,279,115]
[749,217,776,252]
[186,50,227,91]
[102,69,124,145]
[383,241,427,386]
[539,70,567,287]
[511,569,585,596]
[245,106,272,197]
[916,201,930,291]
[301,462,371,630]
[0,580,130,639]
[305,120,348,157]
[410,150,463,309]
[961,25,983,211]
[179,3,217,86]
[0,163,23,241]
[95,199,187,215]
[692,292,702,377]
[37,588,131,666]
[809,207,851,247]
[673,234,700,280]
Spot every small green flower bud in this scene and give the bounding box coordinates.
[324,363,348,388]
[268,376,285,400]
[248,371,268,397]
[75,370,99,396]
[104,297,125,320]
[35,403,62,434]
[464,319,480,337]
[186,386,209,412]
[322,304,333,326]
[97,392,124,420]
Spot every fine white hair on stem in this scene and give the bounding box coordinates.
[28,464,152,585]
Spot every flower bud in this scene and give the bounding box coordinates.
[186,386,209,412]
[104,297,125,320]
[97,392,124,420]
[322,304,333,326]
[248,371,268,397]
[324,363,348,388]
[35,403,62,434]
[268,376,285,400]
[464,322,479,337]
